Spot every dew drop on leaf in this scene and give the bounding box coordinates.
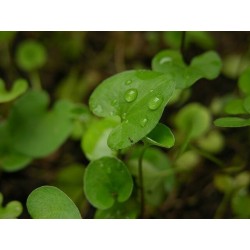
[111,99,118,106]
[159,57,172,64]
[121,112,127,120]
[124,89,138,103]
[148,96,163,110]
[93,104,103,114]
[140,118,148,127]
[150,89,154,92]
[125,79,132,85]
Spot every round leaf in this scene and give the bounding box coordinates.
[84,157,133,209]
[0,78,28,103]
[16,40,47,71]
[89,70,175,150]
[214,117,250,127]
[81,117,119,160]
[27,186,81,219]
[144,123,175,148]
[238,68,250,95]
[175,103,211,139]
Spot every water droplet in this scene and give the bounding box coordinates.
[111,99,118,106]
[150,89,153,92]
[148,96,163,110]
[121,113,127,120]
[159,57,172,65]
[125,79,132,85]
[124,89,138,103]
[140,118,148,127]
[93,104,103,114]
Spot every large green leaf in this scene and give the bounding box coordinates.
[0,79,28,103]
[89,70,175,150]
[0,193,23,219]
[7,90,74,157]
[224,98,247,115]
[152,50,222,89]
[27,186,82,219]
[84,157,133,210]
[238,68,250,95]
[214,117,250,127]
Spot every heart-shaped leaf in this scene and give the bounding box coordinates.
[16,40,47,71]
[238,68,250,95]
[7,90,74,157]
[175,103,211,139]
[81,117,119,160]
[0,193,23,219]
[214,117,250,127]
[84,157,133,209]
[152,50,222,89]
[0,78,28,103]
[144,123,175,148]
[89,70,175,150]
[27,186,82,219]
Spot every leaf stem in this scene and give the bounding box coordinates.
[138,144,149,218]
[30,71,41,90]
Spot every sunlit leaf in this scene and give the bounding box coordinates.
[84,157,133,209]
[224,98,246,115]
[27,186,81,219]
[89,70,175,150]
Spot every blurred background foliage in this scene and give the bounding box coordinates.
[1,31,250,218]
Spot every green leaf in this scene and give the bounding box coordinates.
[7,90,74,157]
[81,117,119,161]
[231,189,250,218]
[224,98,247,115]
[127,146,175,206]
[238,68,250,95]
[84,157,133,209]
[214,174,234,193]
[94,199,139,219]
[214,117,250,127]
[0,78,28,103]
[152,50,222,89]
[144,123,175,148]
[0,193,23,219]
[89,70,175,150]
[243,95,250,113]
[175,103,211,139]
[16,40,47,71]
[27,186,82,219]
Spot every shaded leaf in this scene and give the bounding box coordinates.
[238,68,250,95]
[84,157,133,209]
[214,117,250,127]
[243,95,250,113]
[27,186,81,219]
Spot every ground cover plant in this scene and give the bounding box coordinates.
[1,31,250,218]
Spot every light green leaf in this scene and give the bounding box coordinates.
[144,123,175,148]
[27,186,82,219]
[84,157,133,209]
[231,189,250,218]
[16,40,47,71]
[152,50,222,89]
[81,117,119,160]
[214,117,250,127]
[238,68,250,95]
[214,174,234,193]
[7,90,74,157]
[0,193,23,219]
[224,98,247,115]
[243,95,250,113]
[0,78,28,103]
[89,70,175,150]
[175,103,211,139]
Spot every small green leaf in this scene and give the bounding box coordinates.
[16,40,47,71]
[152,50,222,89]
[243,95,250,113]
[214,117,250,127]
[27,186,81,219]
[175,103,211,139]
[224,98,247,115]
[0,193,23,219]
[89,70,175,150]
[84,157,133,209]
[144,123,175,148]
[238,68,250,95]
[7,90,74,157]
[81,117,119,160]
[214,174,234,193]
[231,189,250,218]
[0,78,28,103]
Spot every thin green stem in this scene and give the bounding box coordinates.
[214,191,231,219]
[138,144,149,218]
[30,71,41,90]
